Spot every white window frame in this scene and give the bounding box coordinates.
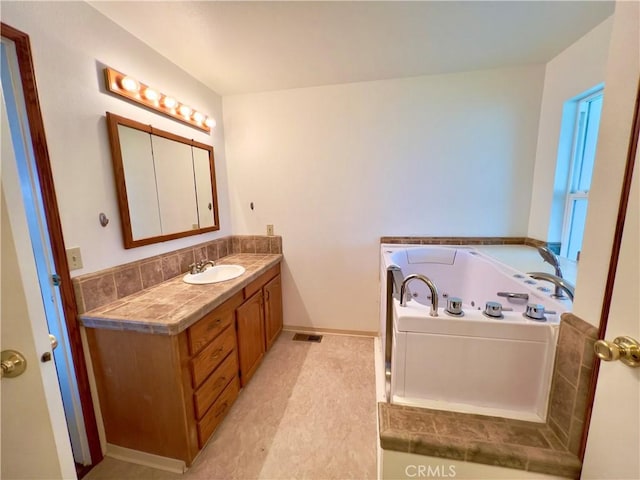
[560,89,603,260]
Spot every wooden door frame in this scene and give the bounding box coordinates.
[580,80,640,458]
[0,22,103,468]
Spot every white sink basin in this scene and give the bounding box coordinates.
[183,265,246,285]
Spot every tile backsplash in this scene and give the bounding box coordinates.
[73,235,282,314]
[380,236,548,247]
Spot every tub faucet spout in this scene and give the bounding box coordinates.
[537,246,567,298]
[527,272,575,301]
[400,274,439,316]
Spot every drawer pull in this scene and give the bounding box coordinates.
[210,348,224,360]
[215,402,228,418]
[214,376,227,389]
[206,319,223,331]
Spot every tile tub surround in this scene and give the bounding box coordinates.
[78,253,282,335]
[379,313,599,479]
[73,235,282,314]
[380,236,548,247]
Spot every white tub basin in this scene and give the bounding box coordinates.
[183,265,245,284]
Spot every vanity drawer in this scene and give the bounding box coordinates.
[197,376,240,448]
[187,291,243,355]
[193,350,238,420]
[191,325,236,388]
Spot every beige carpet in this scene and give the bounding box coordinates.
[85,331,377,480]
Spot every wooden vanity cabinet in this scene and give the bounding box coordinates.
[85,262,283,466]
[86,291,244,466]
[236,264,283,386]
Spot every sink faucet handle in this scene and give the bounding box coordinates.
[188,263,199,274]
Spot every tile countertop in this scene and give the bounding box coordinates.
[79,254,283,335]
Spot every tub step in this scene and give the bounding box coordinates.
[292,333,323,343]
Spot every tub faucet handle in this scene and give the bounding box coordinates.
[446,297,463,316]
[483,301,503,319]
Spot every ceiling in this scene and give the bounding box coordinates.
[89,1,614,96]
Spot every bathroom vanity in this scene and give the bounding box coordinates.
[81,254,282,468]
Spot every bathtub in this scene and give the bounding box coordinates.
[380,244,570,422]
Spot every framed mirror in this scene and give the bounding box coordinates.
[106,112,220,248]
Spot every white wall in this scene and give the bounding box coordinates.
[224,66,545,332]
[527,18,613,242]
[1,2,230,276]
[572,1,639,326]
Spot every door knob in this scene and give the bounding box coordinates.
[1,350,27,378]
[594,336,640,367]
[49,334,58,350]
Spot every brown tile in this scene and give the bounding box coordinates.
[206,242,219,261]
[194,246,208,262]
[114,265,143,299]
[549,373,576,435]
[432,415,494,441]
[574,365,593,420]
[387,407,436,435]
[240,236,256,253]
[231,236,241,254]
[219,238,229,258]
[380,431,412,453]
[73,279,86,314]
[583,338,596,367]
[411,435,467,460]
[557,323,583,386]
[140,259,163,289]
[501,425,551,449]
[548,418,569,447]
[562,313,599,337]
[540,427,565,451]
[177,249,195,273]
[378,403,390,431]
[567,418,584,456]
[255,236,270,254]
[526,447,582,478]
[466,441,528,469]
[269,236,282,254]
[81,274,117,311]
[161,254,180,280]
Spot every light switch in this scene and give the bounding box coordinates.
[66,247,83,271]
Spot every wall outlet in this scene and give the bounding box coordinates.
[266,224,274,236]
[66,247,83,271]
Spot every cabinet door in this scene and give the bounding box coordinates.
[236,291,265,386]
[264,275,283,350]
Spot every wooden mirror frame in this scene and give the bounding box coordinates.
[106,112,220,248]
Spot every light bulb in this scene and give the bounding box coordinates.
[192,111,204,123]
[143,88,159,101]
[179,105,192,117]
[120,76,140,92]
[163,96,177,109]
[204,117,216,128]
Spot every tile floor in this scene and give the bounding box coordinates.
[85,331,377,480]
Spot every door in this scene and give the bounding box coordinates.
[1,68,76,479]
[264,275,283,349]
[581,130,639,479]
[236,291,265,386]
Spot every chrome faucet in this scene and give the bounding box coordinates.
[536,246,566,297]
[527,272,575,301]
[399,274,439,317]
[189,259,215,274]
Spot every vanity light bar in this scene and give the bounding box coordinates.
[104,67,214,133]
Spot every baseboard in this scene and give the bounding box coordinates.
[283,325,378,337]
[105,444,186,474]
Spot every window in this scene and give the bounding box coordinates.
[560,90,603,261]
